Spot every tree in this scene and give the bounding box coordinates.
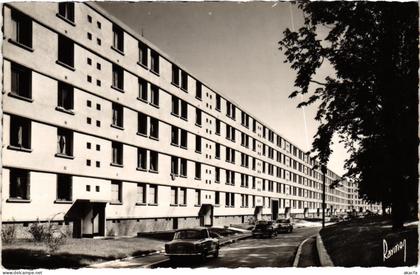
[279,1,418,229]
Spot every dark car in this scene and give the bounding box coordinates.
[165,228,219,260]
[252,222,277,238]
[274,219,293,233]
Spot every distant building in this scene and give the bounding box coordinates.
[2,2,373,238]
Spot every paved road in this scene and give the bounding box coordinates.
[154,226,320,268]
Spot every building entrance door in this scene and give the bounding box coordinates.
[65,200,107,238]
[199,204,213,227]
[271,200,279,221]
[254,206,262,221]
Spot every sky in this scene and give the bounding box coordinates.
[97,1,348,175]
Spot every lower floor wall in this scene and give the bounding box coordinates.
[4,208,374,239]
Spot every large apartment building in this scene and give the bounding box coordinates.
[2,2,376,238]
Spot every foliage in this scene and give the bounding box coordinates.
[2,223,17,244]
[28,219,45,242]
[279,1,418,228]
[27,215,67,253]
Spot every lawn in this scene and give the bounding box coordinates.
[2,237,165,269]
[320,215,418,267]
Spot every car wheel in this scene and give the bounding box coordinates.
[213,247,219,258]
[200,251,207,261]
[169,256,179,262]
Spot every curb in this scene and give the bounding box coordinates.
[89,249,163,268]
[315,233,334,267]
[292,235,314,267]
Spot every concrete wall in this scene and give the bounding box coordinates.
[2,2,365,237]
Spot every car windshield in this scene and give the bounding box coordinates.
[174,230,207,240]
[277,219,290,223]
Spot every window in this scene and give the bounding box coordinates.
[112,64,124,91]
[171,126,179,146]
[195,189,201,206]
[11,10,32,49]
[171,156,179,175]
[11,63,31,99]
[181,71,188,91]
[215,143,220,159]
[195,108,202,126]
[138,41,148,67]
[10,115,31,150]
[150,50,159,74]
[148,185,158,204]
[171,187,178,205]
[149,151,158,172]
[112,24,124,52]
[57,128,73,157]
[195,162,201,179]
[137,148,147,170]
[180,129,188,149]
[58,2,75,23]
[137,112,147,136]
[111,141,123,166]
[179,188,187,205]
[241,112,249,128]
[225,192,235,207]
[9,169,30,200]
[241,174,249,188]
[216,95,221,111]
[138,77,148,101]
[215,119,221,135]
[211,191,219,206]
[196,82,202,99]
[226,170,235,185]
[215,167,220,183]
[172,65,180,86]
[171,96,179,116]
[180,158,187,177]
[225,147,235,163]
[226,101,236,119]
[57,35,74,68]
[137,183,146,204]
[150,118,159,139]
[195,135,202,153]
[111,180,122,203]
[57,174,72,201]
[181,101,188,120]
[150,84,159,106]
[111,103,124,128]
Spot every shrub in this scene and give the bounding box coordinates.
[2,223,17,244]
[43,220,67,254]
[27,215,67,254]
[107,228,116,237]
[28,219,45,242]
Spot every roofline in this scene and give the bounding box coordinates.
[85,2,341,177]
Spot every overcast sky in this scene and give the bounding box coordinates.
[97,1,348,175]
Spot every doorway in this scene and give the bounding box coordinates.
[271,200,279,221]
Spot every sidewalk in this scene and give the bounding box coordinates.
[297,236,320,267]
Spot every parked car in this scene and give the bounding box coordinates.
[252,221,277,238]
[165,228,220,261]
[274,219,293,233]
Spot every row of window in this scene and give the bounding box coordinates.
[10,115,342,202]
[8,5,338,180]
[9,168,335,210]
